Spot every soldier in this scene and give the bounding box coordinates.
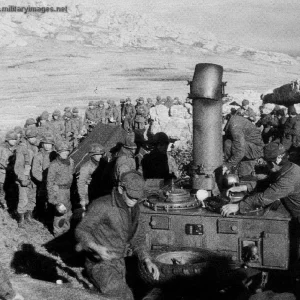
[75,171,159,299]
[146,98,154,110]
[32,134,56,221]
[71,107,83,138]
[51,110,65,141]
[281,105,300,150]
[84,101,97,129]
[119,99,126,123]
[134,98,148,130]
[236,99,256,122]
[77,143,106,210]
[95,100,106,124]
[64,112,76,148]
[223,115,264,177]
[114,138,138,184]
[14,128,39,228]
[164,96,174,109]
[142,132,179,180]
[0,131,18,210]
[24,118,36,129]
[221,142,300,219]
[47,140,75,237]
[122,98,136,132]
[105,100,120,126]
[37,111,53,140]
[64,107,72,114]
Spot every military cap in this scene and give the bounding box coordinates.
[119,171,145,200]
[64,107,72,112]
[5,130,18,141]
[88,101,94,106]
[64,112,72,119]
[242,99,249,106]
[72,107,79,113]
[53,110,61,117]
[14,126,23,135]
[25,118,36,126]
[120,99,126,104]
[89,143,105,155]
[288,105,297,115]
[153,132,169,144]
[55,140,71,152]
[40,111,49,120]
[25,128,38,138]
[41,135,55,145]
[264,142,286,162]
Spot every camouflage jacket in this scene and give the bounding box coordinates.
[0,142,16,183]
[51,119,65,138]
[32,149,56,182]
[14,139,38,182]
[37,122,53,139]
[122,104,136,120]
[47,156,75,205]
[77,158,98,205]
[71,116,83,135]
[84,108,97,124]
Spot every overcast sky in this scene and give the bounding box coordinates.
[102,0,300,56]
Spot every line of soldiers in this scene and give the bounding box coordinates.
[84,96,187,132]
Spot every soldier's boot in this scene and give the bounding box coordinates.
[18,213,26,228]
[25,211,39,225]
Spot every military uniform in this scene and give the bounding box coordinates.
[0,132,17,209]
[106,101,120,126]
[71,107,83,136]
[50,112,65,142]
[134,103,148,130]
[84,101,97,128]
[75,173,151,300]
[77,143,105,208]
[47,144,75,236]
[236,107,257,122]
[32,140,56,219]
[224,115,264,176]
[122,102,136,132]
[95,101,106,124]
[281,116,300,150]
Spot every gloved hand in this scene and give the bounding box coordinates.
[56,203,67,215]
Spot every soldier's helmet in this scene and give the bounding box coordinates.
[25,128,38,138]
[5,130,18,141]
[64,112,72,119]
[161,98,166,104]
[147,98,153,103]
[156,95,161,101]
[126,97,131,102]
[41,134,55,145]
[64,107,72,112]
[72,107,79,113]
[55,140,71,152]
[120,99,126,104]
[119,170,145,200]
[14,126,23,135]
[40,111,49,121]
[153,132,169,145]
[242,99,249,106]
[98,100,104,106]
[89,143,105,155]
[53,110,61,117]
[25,118,36,127]
[138,97,144,103]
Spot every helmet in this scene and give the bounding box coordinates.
[89,143,105,155]
[5,131,18,141]
[25,128,38,138]
[25,118,36,127]
[156,96,161,101]
[242,99,249,106]
[147,98,153,103]
[120,99,126,104]
[126,97,131,102]
[55,141,71,152]
[14,126,23,135]
[41,135,55,144]
[64,107,71,112]
[153,132,169,144]
[72,107,79,113]
[40,111,49,121]
[119,171,145,200]
[53,110,61,117]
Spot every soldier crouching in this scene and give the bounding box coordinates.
[47,141,75,237]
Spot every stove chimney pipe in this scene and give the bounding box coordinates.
[189,63,224,195]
